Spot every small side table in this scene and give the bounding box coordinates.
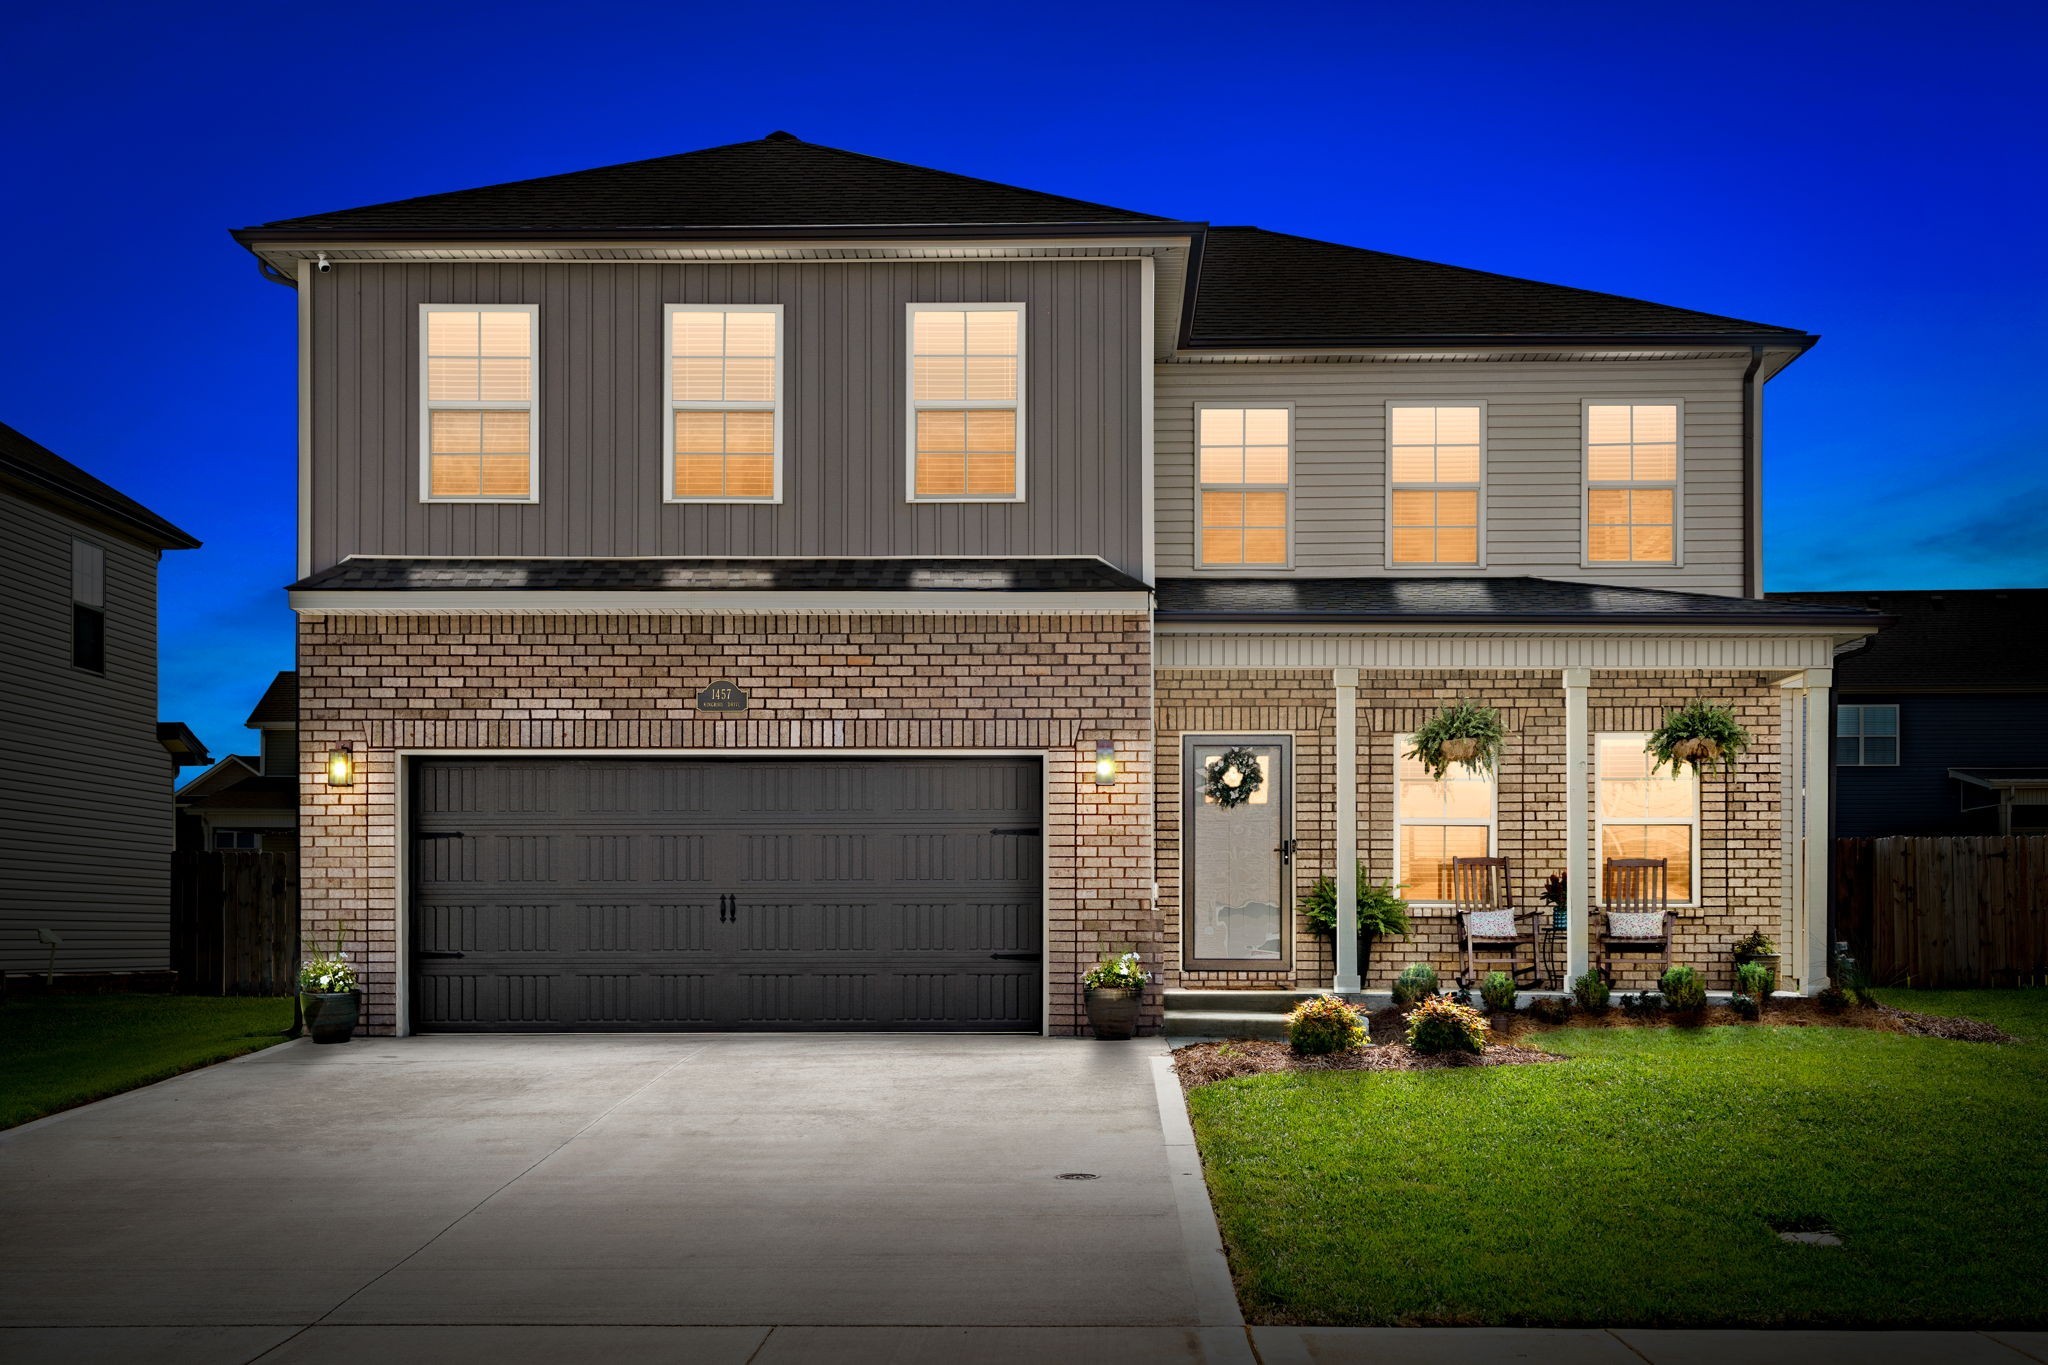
[1535,913,1570,989]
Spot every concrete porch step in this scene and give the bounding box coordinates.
[1163,1009,1295,1041]
[1163,989,1328,1015]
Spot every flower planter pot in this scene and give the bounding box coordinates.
[1084,986,1142,1040]
[302,990,360,1044]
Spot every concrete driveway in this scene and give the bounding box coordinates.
[0,1034,1246,1364]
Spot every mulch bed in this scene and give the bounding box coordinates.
[1173,999,2013,1090]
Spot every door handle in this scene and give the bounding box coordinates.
[729,894,739,923]
[419,950,465,959]
[718,894,730,923]
[1276,838,1298,865]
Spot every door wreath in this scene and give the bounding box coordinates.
[1202,746,1264,808]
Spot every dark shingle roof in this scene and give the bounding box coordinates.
[245,671,298,727]
[1160,577,1882,628]
[1768,590,2048,691]
[1184,228,1811,347]
[0,420,200,550]
[236,133,1172,238]
[291,556,1150,594]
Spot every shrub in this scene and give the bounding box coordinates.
[1391,962,1439,1007]
[1620,991,1664,1018]
[1406,995,1490,1055]
[1480,971,1519,1013]
[1733,929,1778,959]
[1571,969,1611,1014]
[1736,960,1775,1003]
[1529,995,1575,1025]
[1729,992,1762,1020]
[1287,994,1368,1055]
[1660,965,1708,1014]
[1083,952,1146,991]
[1817,985,1851,1013]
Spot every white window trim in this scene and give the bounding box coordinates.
[1594,732,1701,909]
[662,303,785,505]
[1580,398,1684,569]
[1390,734,1498,907]
[904,301,1027,504]
[418,303,540,505]
[1192,400,1296,572]
[1837,704,1900,767]
[1385,400,1487,571]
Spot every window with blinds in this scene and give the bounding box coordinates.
[1586,402,1679,563]
[1596,733,1698,901]
[420,306,537,501]
[1389,404,1482,566]
[1198,406,1291,567]
[667,305,782,501]
[1392,738,1495,902]
[907,304,1023,500]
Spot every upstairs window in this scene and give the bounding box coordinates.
[1198,405,1291,568]
[1586,402,1679,563]
[667,305,782,502]
[1393,737,1496,901]
[1837,704,1899,766]
[420,305,537,502]
[1596,733,1698,902]
[908,304,1023,500]
[71,539,105,674]
[1389,403,1483,566]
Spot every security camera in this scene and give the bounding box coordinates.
[315,253,332,274]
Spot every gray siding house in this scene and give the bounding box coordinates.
[234,133,1881,1036]
[0,421,203,975]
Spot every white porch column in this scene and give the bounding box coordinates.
[1794,667,1834,992]
[1333,667,1360,993]
[1563,667,1592,982]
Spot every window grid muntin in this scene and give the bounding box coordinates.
[1585,402,1680,564]
[1836,704,1899,767]
[1391,735,1497,904]
[419,304,538,503]
[1388,403,1483,567]
[1197,404,1292,568]
[1595,731,1700,904]
[906,303,1023,502]
[665,304,783,503]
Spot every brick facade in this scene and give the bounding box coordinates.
[1157,667,1792,995]
[297,610,1153,1036]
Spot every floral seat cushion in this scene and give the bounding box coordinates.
[1605,911,1666,940]
[1464,909,1517,938]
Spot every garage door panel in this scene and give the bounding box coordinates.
[412,758,1041,1033]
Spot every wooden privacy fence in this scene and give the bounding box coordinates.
[171,851,297,995]
[1835,836,2048,987]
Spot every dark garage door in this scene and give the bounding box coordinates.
[409,757,1042,1032]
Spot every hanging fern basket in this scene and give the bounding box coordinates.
[1648,702,1751,775]
[1406,701,1505,780]
[1202,746,1265,808]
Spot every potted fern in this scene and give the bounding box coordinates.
[1082,952,1147,1040]
[1407,701,1504,779]
[1647,701,1751,773]
[1299,862,1410,980]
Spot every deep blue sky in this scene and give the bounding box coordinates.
[5,1,2043,764]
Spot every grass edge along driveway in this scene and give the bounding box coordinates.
[1183,989,2048,1328]
[1,994,294,1130]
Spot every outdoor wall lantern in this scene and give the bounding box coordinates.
[326,745,355,787]
[1095,740,1119,786]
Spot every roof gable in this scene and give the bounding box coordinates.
[0,420,200,550]
[1769,589,2048,691]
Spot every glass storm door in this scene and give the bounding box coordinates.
[1183,736,1293,972]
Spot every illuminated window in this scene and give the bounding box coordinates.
[1393,738,1496,902]
[1586,403,1679,563]
[1837,705,1899,767]
[1389,404,1482,566]
[1596,733,1698,901]
[420,305,537,501]
[666,305,782,502]
[1198,406,1291,567]
[908,304,1022,500]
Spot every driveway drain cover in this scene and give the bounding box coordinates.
[1057,1173,1099,1181]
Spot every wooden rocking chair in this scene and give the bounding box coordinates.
[1596,857,1676,986]
[1453,856,1539,988]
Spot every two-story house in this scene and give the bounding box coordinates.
[234,132,1880,1036]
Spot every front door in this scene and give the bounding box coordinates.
[1182,735,1293,972]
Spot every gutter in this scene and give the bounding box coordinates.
[1741,344,1765,598]
[230,219,1210,249]
[1155,609,1887,630]
[1175,332,1821,352]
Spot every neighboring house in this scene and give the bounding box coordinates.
[1770,590,2048,836]
[176,671,300,852]
[233,132,1882,1036]
[0,420,204,976]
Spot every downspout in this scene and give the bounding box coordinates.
[1740,345,1765,598]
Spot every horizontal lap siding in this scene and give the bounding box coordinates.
[1155,356,1749,592]
[311,260,1143,575]
[0,493,172,971]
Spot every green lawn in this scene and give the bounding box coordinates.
[0,995,295,1130]
[1185,989,2048,1327]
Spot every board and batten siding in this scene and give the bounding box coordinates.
[309,259,1145,575]
[0,490,173,972]
[1155,356,1753,593]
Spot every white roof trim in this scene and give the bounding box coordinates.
[291,589,1153,616]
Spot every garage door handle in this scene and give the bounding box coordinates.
[419,950,465,959]
[989,951,1042,961]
